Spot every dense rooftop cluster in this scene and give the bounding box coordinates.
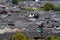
[0,0,60,40]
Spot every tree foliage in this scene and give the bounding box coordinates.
[13,33,26,40]
[45,35,60,40]
[27,38,34,40]
[43,3,54,11]
[12,0,19,4]
[54,6,60,11]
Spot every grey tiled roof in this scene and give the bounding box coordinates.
[0,32,42,40]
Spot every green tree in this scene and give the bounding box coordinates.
[12,0,19,4]
[13,33,26,40]
[54,6,60,11]
[45,35,60,40]
[27,38,34,40]
[43,3,54,11]
[45,35,51,40]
